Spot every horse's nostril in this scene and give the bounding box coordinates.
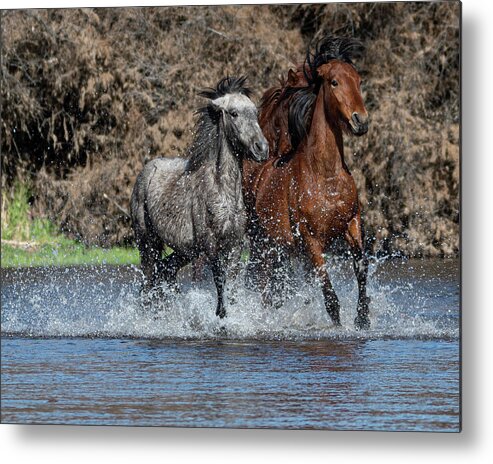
[352,112,368,126]
[352,112,362,125]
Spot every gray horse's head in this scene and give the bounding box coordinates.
[199,76,269,162]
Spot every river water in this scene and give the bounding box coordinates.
[1,258,460,431]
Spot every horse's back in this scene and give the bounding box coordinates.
[143,157,188,184]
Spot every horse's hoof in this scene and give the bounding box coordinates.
[269,293,285,309]
[261,292,272,308]
[216,309,226,319]
[218,325,227,337]
[331,319,342,328]
[354,315,370,330]
[304,297,315,306]
[273,299,284,310]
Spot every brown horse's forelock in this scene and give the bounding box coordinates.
[306,36,364,84]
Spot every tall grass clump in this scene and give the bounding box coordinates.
[1,182,139,267]
[1,182,58,243]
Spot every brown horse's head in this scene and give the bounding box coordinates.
[258,36,369,160]
[299,36,369,137]
[317,60,368,136]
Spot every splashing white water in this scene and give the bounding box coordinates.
[1,258,459,340]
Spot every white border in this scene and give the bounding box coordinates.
[2,0,493,463]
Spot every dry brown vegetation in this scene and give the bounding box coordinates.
[1,3,460,256]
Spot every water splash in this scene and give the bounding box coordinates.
[1,258,459,340]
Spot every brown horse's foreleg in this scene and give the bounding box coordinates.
[346,213,371,330]
[304,235,341,326]
[245,219,270,292]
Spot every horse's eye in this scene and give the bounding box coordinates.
[331,80,338,87]
[229,110,238,118]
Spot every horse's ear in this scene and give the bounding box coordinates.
[316,63,331,79]
[287,69,297,85]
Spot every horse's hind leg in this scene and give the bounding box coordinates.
[303,234,341,326]
[161,251,192,293]
[346,212,371,330]
[245,217,270,292]
[138,236,165,293]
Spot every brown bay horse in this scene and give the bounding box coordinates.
[243,37,371,329]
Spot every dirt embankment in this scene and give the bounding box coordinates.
[1,3,460,256]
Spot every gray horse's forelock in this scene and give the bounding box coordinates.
[212,93,257,112]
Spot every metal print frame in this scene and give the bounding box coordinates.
[1,1,461,431]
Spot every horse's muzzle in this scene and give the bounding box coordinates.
[251,139,269,161]
[350,112,369,136]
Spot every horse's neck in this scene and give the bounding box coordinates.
[303,86,346,178]
[213,137,243,200]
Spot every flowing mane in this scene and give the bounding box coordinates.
[260,36,364,161]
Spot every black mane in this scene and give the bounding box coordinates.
[186,76,251,172]
[186,106,221,172]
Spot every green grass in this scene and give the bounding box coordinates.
[1,182,246,268]
[1,182,140,268]
[1,242,140,268]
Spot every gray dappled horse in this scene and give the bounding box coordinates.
[131,76,268,318]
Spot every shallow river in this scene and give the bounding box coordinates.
[1,258,460,431]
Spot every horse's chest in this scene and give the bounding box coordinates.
[295,175,358,237]
[208,195,246,242]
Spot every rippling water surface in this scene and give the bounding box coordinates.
[1,258,460,430]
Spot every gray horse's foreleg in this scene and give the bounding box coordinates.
[210,256,227,318]
[225,246,243,306]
